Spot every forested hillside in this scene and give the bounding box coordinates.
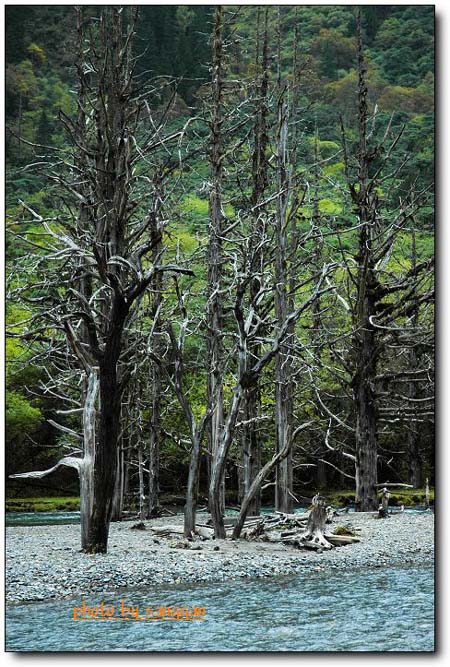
[5,6,434,546]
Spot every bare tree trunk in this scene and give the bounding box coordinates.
[407,228,422,487]
[352,14,378,512]
[138,445,145,521]
[184,432,202,537]
[111,439,124,521]
[148,177,164,517]
[407,425,422,488]
[158,320,210,538]
[148,401,160,516]
[9,6,195,555]
[241,7,269,517]
[84,355,122,553]
[80,371,99,550]
[209,387,244,538]
[207,5,226,516]
[234,422,312,539]
[299,496,333,550]
[148,299,162,520]
[209,276,325,538]
[242,388,262,515]
[274,40,293,512]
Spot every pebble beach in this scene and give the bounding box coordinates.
[6,511,434,605]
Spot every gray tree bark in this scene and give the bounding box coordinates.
[274,53,293,513]
[352,14,379,512]
[206,5,226,518]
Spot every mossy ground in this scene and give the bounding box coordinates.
[6,496,80,512]
[323,487,435,508]
[332,525,357,536]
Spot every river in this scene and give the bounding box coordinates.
[6,565,434,652]
[5,506,431,527]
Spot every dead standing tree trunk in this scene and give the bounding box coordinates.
[351,15,379,512]
[148,176,165,517]
[332,16,433,510]
[10,9,127,551]
[81,8,136,551]
[10,7,194,553]
[207,5,226,517]
[406,226,422,487]
[274,18,294,512]
[241,6,270,516]
[147,287,211,539]
[233,422,312,539]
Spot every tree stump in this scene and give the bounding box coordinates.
[378,487,390,518]
[298,496,333,550]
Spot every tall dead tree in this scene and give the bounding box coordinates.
[406,226,422,487]
[323,13,435,509]
[146,278,212,538]
[9,7,192,552]
[240,6,270,516]
[350,16,379,511]
[209,258,332,538]
[274,11,294,512]
[206,5,226,515]
[147,173,165,517]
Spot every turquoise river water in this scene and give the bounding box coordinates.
[6,565,434,652]
[5,506,431,527]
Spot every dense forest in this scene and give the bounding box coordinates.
[5,5,434,553]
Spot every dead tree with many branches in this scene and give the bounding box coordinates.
[9,7,193,552]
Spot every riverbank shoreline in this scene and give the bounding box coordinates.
[6,511,434,605]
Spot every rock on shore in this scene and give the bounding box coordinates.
[6,511,434,604]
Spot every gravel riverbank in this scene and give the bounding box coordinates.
[6,511,434,604]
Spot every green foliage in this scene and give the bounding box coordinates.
[6,392,42,445]
[372,8,434,86]
[27,43,46,65]
[310,27,355,79]
[180,194,209,219]
[323,162,345,176]
[318,199,343,215]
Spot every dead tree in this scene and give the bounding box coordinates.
[240,6,270,517]
[274,11,294,512]
[9,7,192,553]
[350,16,380,511]
[162,289,211,538]
[206,5,226,515]
[209,263,333,538]
[298,495,334,550]
[147,174,165,517]
[406,226,422,487]
[319,13,435,509]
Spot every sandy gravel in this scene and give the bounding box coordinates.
[6,511,434,604]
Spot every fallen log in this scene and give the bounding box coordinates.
[151,525,184,536]
[224,516,264,527]
[325,534,361,546]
